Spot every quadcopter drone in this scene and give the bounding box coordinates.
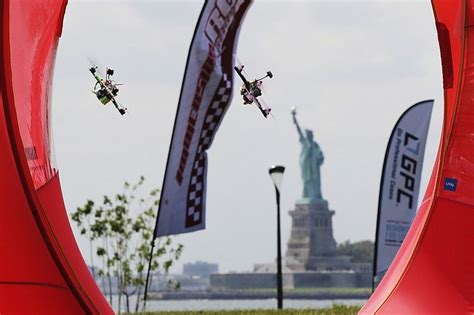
[234,64,273,118]
[89,66,127,115]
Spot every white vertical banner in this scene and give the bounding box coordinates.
[154,1,252,237]
[373,100,433,287]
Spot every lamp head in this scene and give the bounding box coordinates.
[269,165,285,191]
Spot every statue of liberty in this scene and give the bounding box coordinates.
[291,107,324,201]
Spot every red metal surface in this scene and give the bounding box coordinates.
[0,0,113,313]
[7,0,60,189]
[360,0,474,313]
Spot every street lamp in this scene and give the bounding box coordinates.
[269,165,285,309]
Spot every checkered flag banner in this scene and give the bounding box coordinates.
[154,0,253,237]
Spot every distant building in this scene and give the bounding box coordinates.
[211,272,294,290]
[209,200,372,291]
[183,261,218,278]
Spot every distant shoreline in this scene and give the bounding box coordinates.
[149,289,371,300]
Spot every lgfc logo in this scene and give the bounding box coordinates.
[396,129,420,209]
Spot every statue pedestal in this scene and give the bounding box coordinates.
[286,200,352,271]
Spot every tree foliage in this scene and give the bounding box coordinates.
[70,176,183,313]
[336,240,374,263]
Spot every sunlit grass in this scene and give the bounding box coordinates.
[133,304,361,315]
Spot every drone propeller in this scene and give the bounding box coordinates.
[254,97,273,118]
[87,56,97,68]
[234,54,243,68]
[260,82,267,94]
[234,55,249,77]
[119,100,127,111]
[259,97,271,111]
[112,98,128,116]
[87,57,107,78]
[87,56,101,70]
[259,98,275,119]
[87,57,117,81]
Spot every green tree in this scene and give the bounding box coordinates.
[70,200,97,278]
[337,240,374,263]
[71,176,183,314]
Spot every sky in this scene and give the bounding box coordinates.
[52,0,443,274]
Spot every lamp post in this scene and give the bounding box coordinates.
[269,165,285,309]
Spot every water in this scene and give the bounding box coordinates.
[111,296,366,313]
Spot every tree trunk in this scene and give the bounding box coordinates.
[105,237,113,304]
[100,255,106,299]
[135,276,142,312]
[117,280,122,314]
[89,238,95,278]
[125,292,130,314]
[117,261,123,315]
[87,217,96,279]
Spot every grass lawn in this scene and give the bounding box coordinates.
[134,304,361,315]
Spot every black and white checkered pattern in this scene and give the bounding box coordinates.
[185,73,232,227]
